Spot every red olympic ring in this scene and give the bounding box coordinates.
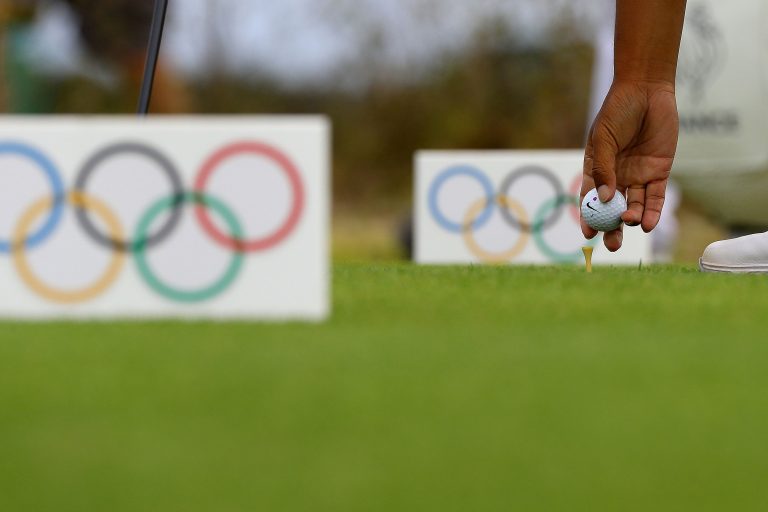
[194,142,305,253]
[569,174,581,224]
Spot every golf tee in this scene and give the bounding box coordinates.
[582,246,594,273]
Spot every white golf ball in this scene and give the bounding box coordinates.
[581,188,627,232]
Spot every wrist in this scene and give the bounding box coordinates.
[614,58,678,88]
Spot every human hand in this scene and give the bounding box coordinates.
[581,79,679,252]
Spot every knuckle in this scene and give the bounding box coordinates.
[591,165,613,182]
[593,123,619,149]
[646,197,666,212]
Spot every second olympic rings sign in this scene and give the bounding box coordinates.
[427,164,597,264]
[0,140,305,304]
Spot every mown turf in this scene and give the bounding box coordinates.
[1,264,768,511]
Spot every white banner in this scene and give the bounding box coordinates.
[415,151,652,266]
[675,0,768,174]
[0,116,329,320]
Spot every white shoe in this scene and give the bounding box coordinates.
[700,231,768,273]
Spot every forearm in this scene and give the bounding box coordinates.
[614,0,687,85]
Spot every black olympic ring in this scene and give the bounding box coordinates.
[73,142,184,252]
[498,165,565,233]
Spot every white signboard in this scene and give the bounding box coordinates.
[0,117,329,320]
[415,151,652,265]
[675,0,768,175]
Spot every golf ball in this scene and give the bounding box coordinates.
[581,188,627,232]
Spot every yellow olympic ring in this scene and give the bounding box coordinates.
[462,195,531,264]
[12,192,126,304]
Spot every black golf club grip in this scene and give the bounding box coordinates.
[137,0,170,115]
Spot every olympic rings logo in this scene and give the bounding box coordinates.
[0,140,305,304]
[428,164,597,263]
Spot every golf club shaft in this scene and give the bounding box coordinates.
[137,0,169,115]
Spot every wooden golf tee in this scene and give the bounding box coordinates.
[582,246,594,273]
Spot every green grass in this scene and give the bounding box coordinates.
[2,264,768,511]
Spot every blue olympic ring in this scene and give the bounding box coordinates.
[0,142,65,253]
[428,165,495,233]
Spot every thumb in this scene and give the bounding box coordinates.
[590,127,618,203]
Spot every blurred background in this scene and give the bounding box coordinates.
[0,0,725,261]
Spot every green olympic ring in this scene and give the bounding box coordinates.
[533,195,599,263]
[134,193,245,303]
